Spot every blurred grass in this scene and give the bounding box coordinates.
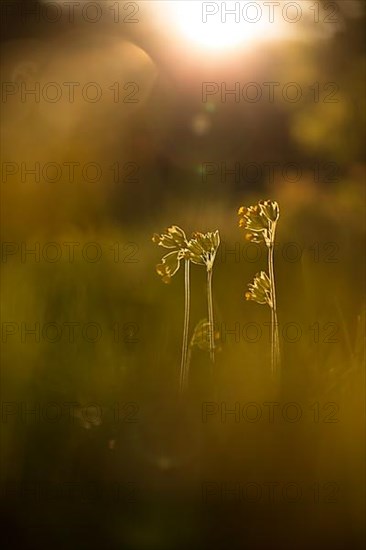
[1,174,365,548]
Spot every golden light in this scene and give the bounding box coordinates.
[165,1,287,51]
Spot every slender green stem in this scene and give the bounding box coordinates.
[185,345,192,389]
[207,268,215,365]
[268,228,280,376]
[180,259,190,392]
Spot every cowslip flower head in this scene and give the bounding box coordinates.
[152,226,189,284]
[186,230,220,271]
[245,271,272,307]
[238,201,279,247]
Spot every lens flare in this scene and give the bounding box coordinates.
[166,1,285,51]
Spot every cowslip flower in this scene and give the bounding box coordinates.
[245,271,272,307]
[186,230,220,365]
[152,225,192,392]
[186,230,220,271]
[238,200,281,376]
[238,200,279,247]
[152,226,190,284]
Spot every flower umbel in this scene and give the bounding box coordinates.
[152,226,189,284]
[245,271,272,307]
[187,230,220,271]
[238,200,279,247]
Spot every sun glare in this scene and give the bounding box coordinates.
[167,1,284,51]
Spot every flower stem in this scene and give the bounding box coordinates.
[180,259,190,392]
[207,268,215,365]
[268,231,280,376]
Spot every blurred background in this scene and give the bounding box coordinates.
[1,1,365,548]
